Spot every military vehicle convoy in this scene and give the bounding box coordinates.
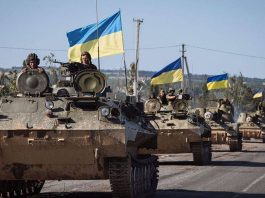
[202,98,242,151]
[0,63,158,198]
[144,93,212,165]
[237,101,265,142]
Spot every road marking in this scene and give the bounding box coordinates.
[242,172,265,192]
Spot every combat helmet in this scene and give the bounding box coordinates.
[26,53,40,66]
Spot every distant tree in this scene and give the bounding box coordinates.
[197,83,210,108]
[127,62,136,95]
[43,53,59,85]
[0,71,17,96]
[43,53,55,67]
[225,73,255,116]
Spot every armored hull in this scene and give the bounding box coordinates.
[144,96,212,165]
[0,68,159,198]
[238,112,265,142]
[203,99,242,152]
[208,121,242,151]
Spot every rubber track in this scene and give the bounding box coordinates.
[109,155,159,198]
[229,138,242,152]
[0,180,44,198]
[192,142,212,165]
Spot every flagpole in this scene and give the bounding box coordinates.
[133,18,143,102]
[119,10,128,94]
[96,0,100,71]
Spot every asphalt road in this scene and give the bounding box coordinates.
[32,140,265,198]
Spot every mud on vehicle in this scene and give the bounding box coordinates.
[202,98,242,152]
[0,63,158,198]
[237,101,265,143]
[143,93,212,165]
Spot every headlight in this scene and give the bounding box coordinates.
[194,109,201,115]
[101,107,110,117]
[45,100,54,110]
[204,112,213,120]
[246,116,252,122]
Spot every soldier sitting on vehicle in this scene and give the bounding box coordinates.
[22,53,44,73]
[166,88,176,104]
[157,89,168,105]
[80,51,97,70]
[257,101,265,116]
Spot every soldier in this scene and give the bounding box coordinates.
[157,89,168,105]
[166,88,176,104]
[22,53,44,73]
[80,51,97,70]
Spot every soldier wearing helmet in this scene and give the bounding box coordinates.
[80,51,97,70]
[166,88,176,103]
[22,53,44,73]
[157,89,168,105]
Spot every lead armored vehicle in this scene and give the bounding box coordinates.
[144,93,212,165]
[203,98,242,151]
[0,63,158,198]
[237,101,265,142]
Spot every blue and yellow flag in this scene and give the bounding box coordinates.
[67,11,124,62]
[207,73,228,90]
[150,58,183,85]
[253,91,263,99]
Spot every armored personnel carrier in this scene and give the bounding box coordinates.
[144,93,212,165]
[0,63,158,198]
[203,98,242,151]
[237,101,265,142]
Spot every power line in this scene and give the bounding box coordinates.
[0,46,66,52]
[0,44,265,60]
[126,44,181,50]
[187,44,265,60]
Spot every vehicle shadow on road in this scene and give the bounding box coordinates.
[32,189,265,198]
[31,192,112,198]
[212,149,265,153]
[159,160,265,167]
[159,161,194,166]
[211,160,265,167]
[241,150,265,153]
[155,189,265,198]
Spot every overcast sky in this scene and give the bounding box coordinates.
[0,0,265,79]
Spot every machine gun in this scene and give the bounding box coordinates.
[52,61,106,98]
[53,60,85,75]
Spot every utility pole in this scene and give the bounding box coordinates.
[181,44,186,91]
[133,18,143,102]
[181,43,194,106]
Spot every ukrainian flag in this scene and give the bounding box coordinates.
[150,58,183,85]
[207,73,228,90]
[253,91,263,99]
[67,11,124,62]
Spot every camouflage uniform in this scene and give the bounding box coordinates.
[80,51,97,70]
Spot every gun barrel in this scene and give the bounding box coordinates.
[52,59,67,65]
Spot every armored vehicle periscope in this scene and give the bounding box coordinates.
[0,62,158,198]
[144,93,212,165]
[203,98,242,151]
[237,101,265,142]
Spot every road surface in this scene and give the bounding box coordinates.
[32,140,265,198]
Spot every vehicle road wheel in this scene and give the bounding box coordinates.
[191,141,212,165]
[109,155,159,198]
